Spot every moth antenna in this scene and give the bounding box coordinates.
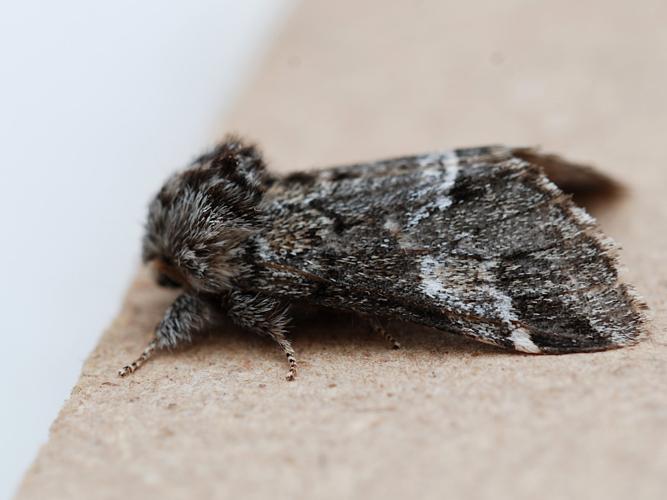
[118,338,158,377]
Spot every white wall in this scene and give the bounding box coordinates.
[0,1,293,496]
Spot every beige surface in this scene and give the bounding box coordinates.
[18,1,667,499]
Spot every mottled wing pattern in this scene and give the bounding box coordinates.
[285,145,621,197]
[240,147,644,353]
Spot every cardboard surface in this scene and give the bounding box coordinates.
[18,1,667,499]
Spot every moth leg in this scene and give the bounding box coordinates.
[226,291,297,381]
[118,293,212,377]
[272,332,298,382]
[118,339,157,376]
[368,316,401,350]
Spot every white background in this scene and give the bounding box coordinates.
[0,1,293,496]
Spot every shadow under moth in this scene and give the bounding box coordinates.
[119,136,646,380]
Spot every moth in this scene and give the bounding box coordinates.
[119,136,645,380]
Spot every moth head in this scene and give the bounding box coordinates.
[142,137,267,293]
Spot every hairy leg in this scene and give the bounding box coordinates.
[226,291,297,380]
[119,293,212,377]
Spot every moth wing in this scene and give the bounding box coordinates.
[246,150,644,353]
[284,145,621,198]
[511,147,622,200]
